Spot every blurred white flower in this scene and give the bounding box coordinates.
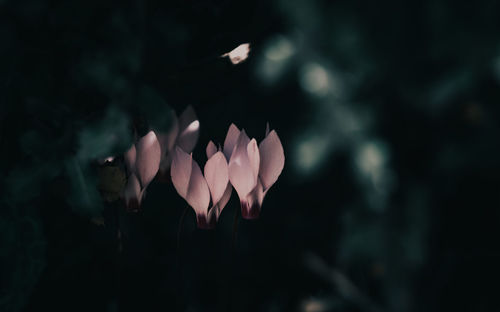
[222,43,250,64]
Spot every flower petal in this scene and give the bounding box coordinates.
[204,151,229,205]
[124,173,141,211]
[222,43,250,65]
[247,138,260,181]
[265,122,270,137]
[124,145,136,174]
[186,158,210,216]
[228,130,258,200]
[223,123,240,160]
[206,140,218,159]
[135,131,161,188]
[215,184,232,219]
[157,115,179,172]
[170,147,192,199]
[236,129,250,149]
[259,130,284,191]
[242,179,265,219]
[176,106,199,153]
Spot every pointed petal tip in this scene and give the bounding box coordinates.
[206,140,217,158]
[229,123,239,131]
[223,123,241,160]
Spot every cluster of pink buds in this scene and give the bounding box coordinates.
[171,123,284,229]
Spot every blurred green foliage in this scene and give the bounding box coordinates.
[1,0,499,311]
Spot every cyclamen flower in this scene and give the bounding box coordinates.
[170,145,231,229]
[122,131,161,211]
[226,123,284,219]
[155,106,200,174]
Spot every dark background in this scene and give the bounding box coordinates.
[1,0,500,311]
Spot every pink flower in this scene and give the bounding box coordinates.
[226,123,285,219]
[122,131,162,211]
[155,106,200,174]
[170,144,231,229]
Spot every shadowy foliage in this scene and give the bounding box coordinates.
[1,0,500,311]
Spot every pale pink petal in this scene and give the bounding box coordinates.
[265,122,270,137]
[247,138,260,181]
[135,131,161,188]
[124,145,136,174]
[206,140,218,159]
[236,128,250,148]
[176,106,199,153]
[156,133,169,164]
[223,123,240,160]
[178,105,196,132]
[157,114,180,172]
[204,151,229,205]
[186,158,210,217]
[228,130,258,200]
[124,173,142,211]
[222,43,250,65]
[215,184,232,219]
[170,147,192,198]
[242,179,265,219]
[258,130,285,191]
